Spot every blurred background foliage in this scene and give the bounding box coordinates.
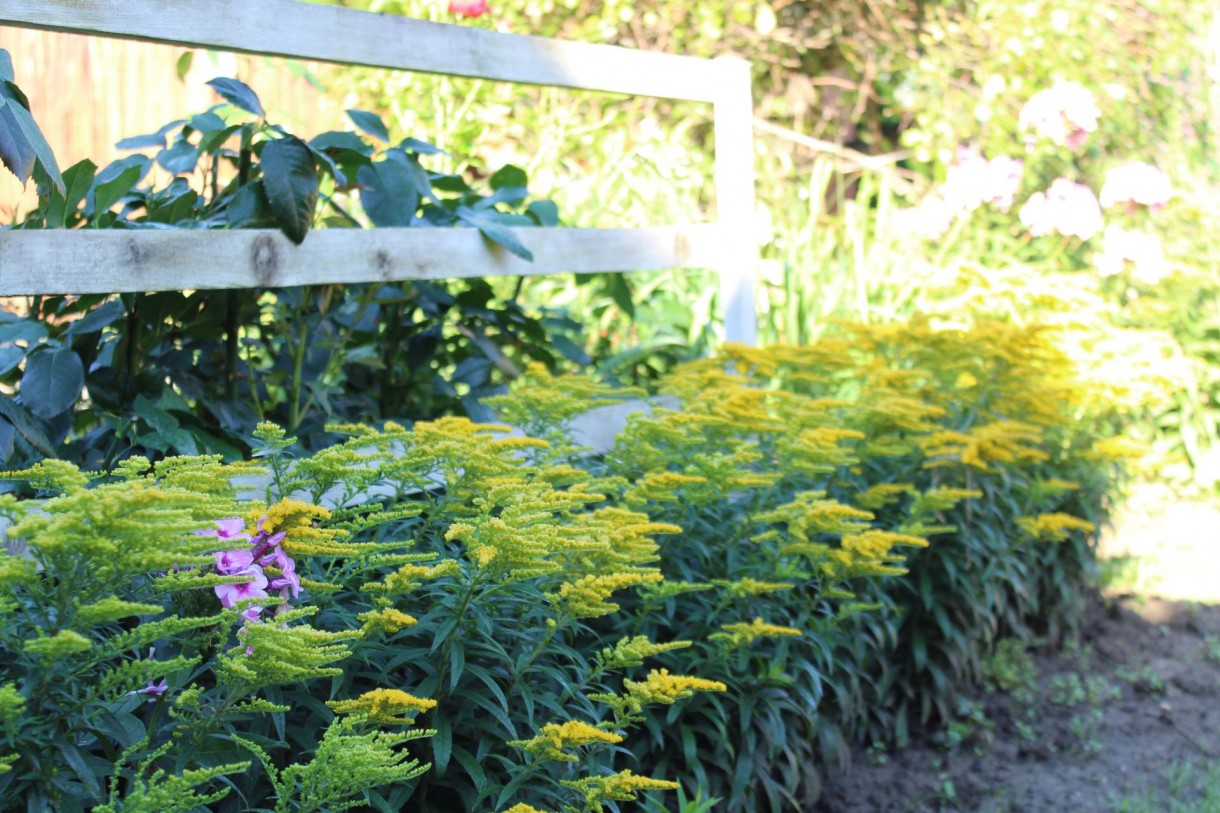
[1,0,1217,490]
[310,0,1219,490]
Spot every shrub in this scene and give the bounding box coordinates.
[1,316,1125,812]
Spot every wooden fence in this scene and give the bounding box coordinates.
[0,0,758,343]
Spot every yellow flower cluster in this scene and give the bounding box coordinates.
[1016,513,1097,542]
[560,769,680,806]
[547,571,663,619]
[710,618,803,648]
[327,688,437,724]
[621,669,727,706]
[357,606,419,636]
[508,720,623,762]
[597,636,692,670]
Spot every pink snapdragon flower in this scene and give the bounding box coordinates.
[1099,162,1172,210]
[1019,81,1100,150]
[1019,178,1104,240]
[941,148,1024,213]
[448,0,488,17]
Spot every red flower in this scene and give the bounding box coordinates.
[448,0,488,17]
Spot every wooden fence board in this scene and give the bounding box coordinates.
[0,225,723,295]
[1,0,724,103]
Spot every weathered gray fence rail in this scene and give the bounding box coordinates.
[0,0,758,343]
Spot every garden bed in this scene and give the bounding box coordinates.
[817,594,1220,813]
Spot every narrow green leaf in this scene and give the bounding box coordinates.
[432,717,452,775]
[0,50,13,83]
[206,77,265,118]
[260,135,319,244]
[87,162,143,218]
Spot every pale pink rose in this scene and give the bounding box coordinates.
[1093,226,1168,284]
[1019,178,1104,240]
[1019,81,1100,150]
[893,195,956,239]
[1099,162,1172,210]
[448,0,488,16]
[941,149,1025,213]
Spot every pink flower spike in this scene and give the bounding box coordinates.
[449,0,488,17]
[214,549,255,575]
[269,556,302,600]
[241,605,265,624]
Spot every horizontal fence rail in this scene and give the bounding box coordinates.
[0,226,726,295]
[0,0,758,342]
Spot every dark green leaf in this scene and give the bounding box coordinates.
[21,347,85,419]
[261,135,319,244]
[0,395,54,457]
[398,137,447,155]
[0,420,14,462]
[67,300,124,338]
[225,180,274,228]
[358,150,419,227]
[44,159,96,228]
[0,347,23,377]
[206,77,266,118]
[310,131,374,157]
[432,716,452,775]
[489,164,528,190]
[156,138,200,174]
[88,162,143,218]
[346,109,390,142]
[186,111,226,135]
[0,50,12,83]
[456,207,533,261]
[0,99,35,183]
[0,95,64,194]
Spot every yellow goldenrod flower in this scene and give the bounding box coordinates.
[622,669,727,706]
[1016,513,1096,542]
[327,688,437,724]
[710,617,803,648]
[508,720,623,762]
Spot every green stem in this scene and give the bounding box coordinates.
[287,297,310,433]
[225,290,240,401]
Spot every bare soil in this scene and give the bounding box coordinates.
[815,493,1220,813]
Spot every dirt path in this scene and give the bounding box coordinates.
[815,491,1220,813]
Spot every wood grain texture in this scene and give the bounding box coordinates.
[1,0,722,102]
[0,226,724,295]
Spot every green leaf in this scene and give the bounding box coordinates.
[66,299,124,338]
[456,207,533,261]
[526,199,559,226]
[115,119,184,151]
[21,347,85,419]
[432,716,453,775]
[0,99,34,183]
[397,137,446,155]
[489,164,528,190]
[0,347,23,377]
[357,150,419,227]
[87,161,144,218]
[45,159,96,229]
[0,395,54,457]
[206,77,266,118]
[261,135,319,244]
[346,109,389,142]
[156,138,200,174]
[0,420,14,462]
[0,96,64,194]
[225,180,274,228]
[175,51,194,82]
[310,131,374,157]
[0,50,12,83]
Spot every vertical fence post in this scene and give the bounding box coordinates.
[713,56,758,346]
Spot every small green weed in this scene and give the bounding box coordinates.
[1113,761,1220,812]
[982,639,1036,692]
